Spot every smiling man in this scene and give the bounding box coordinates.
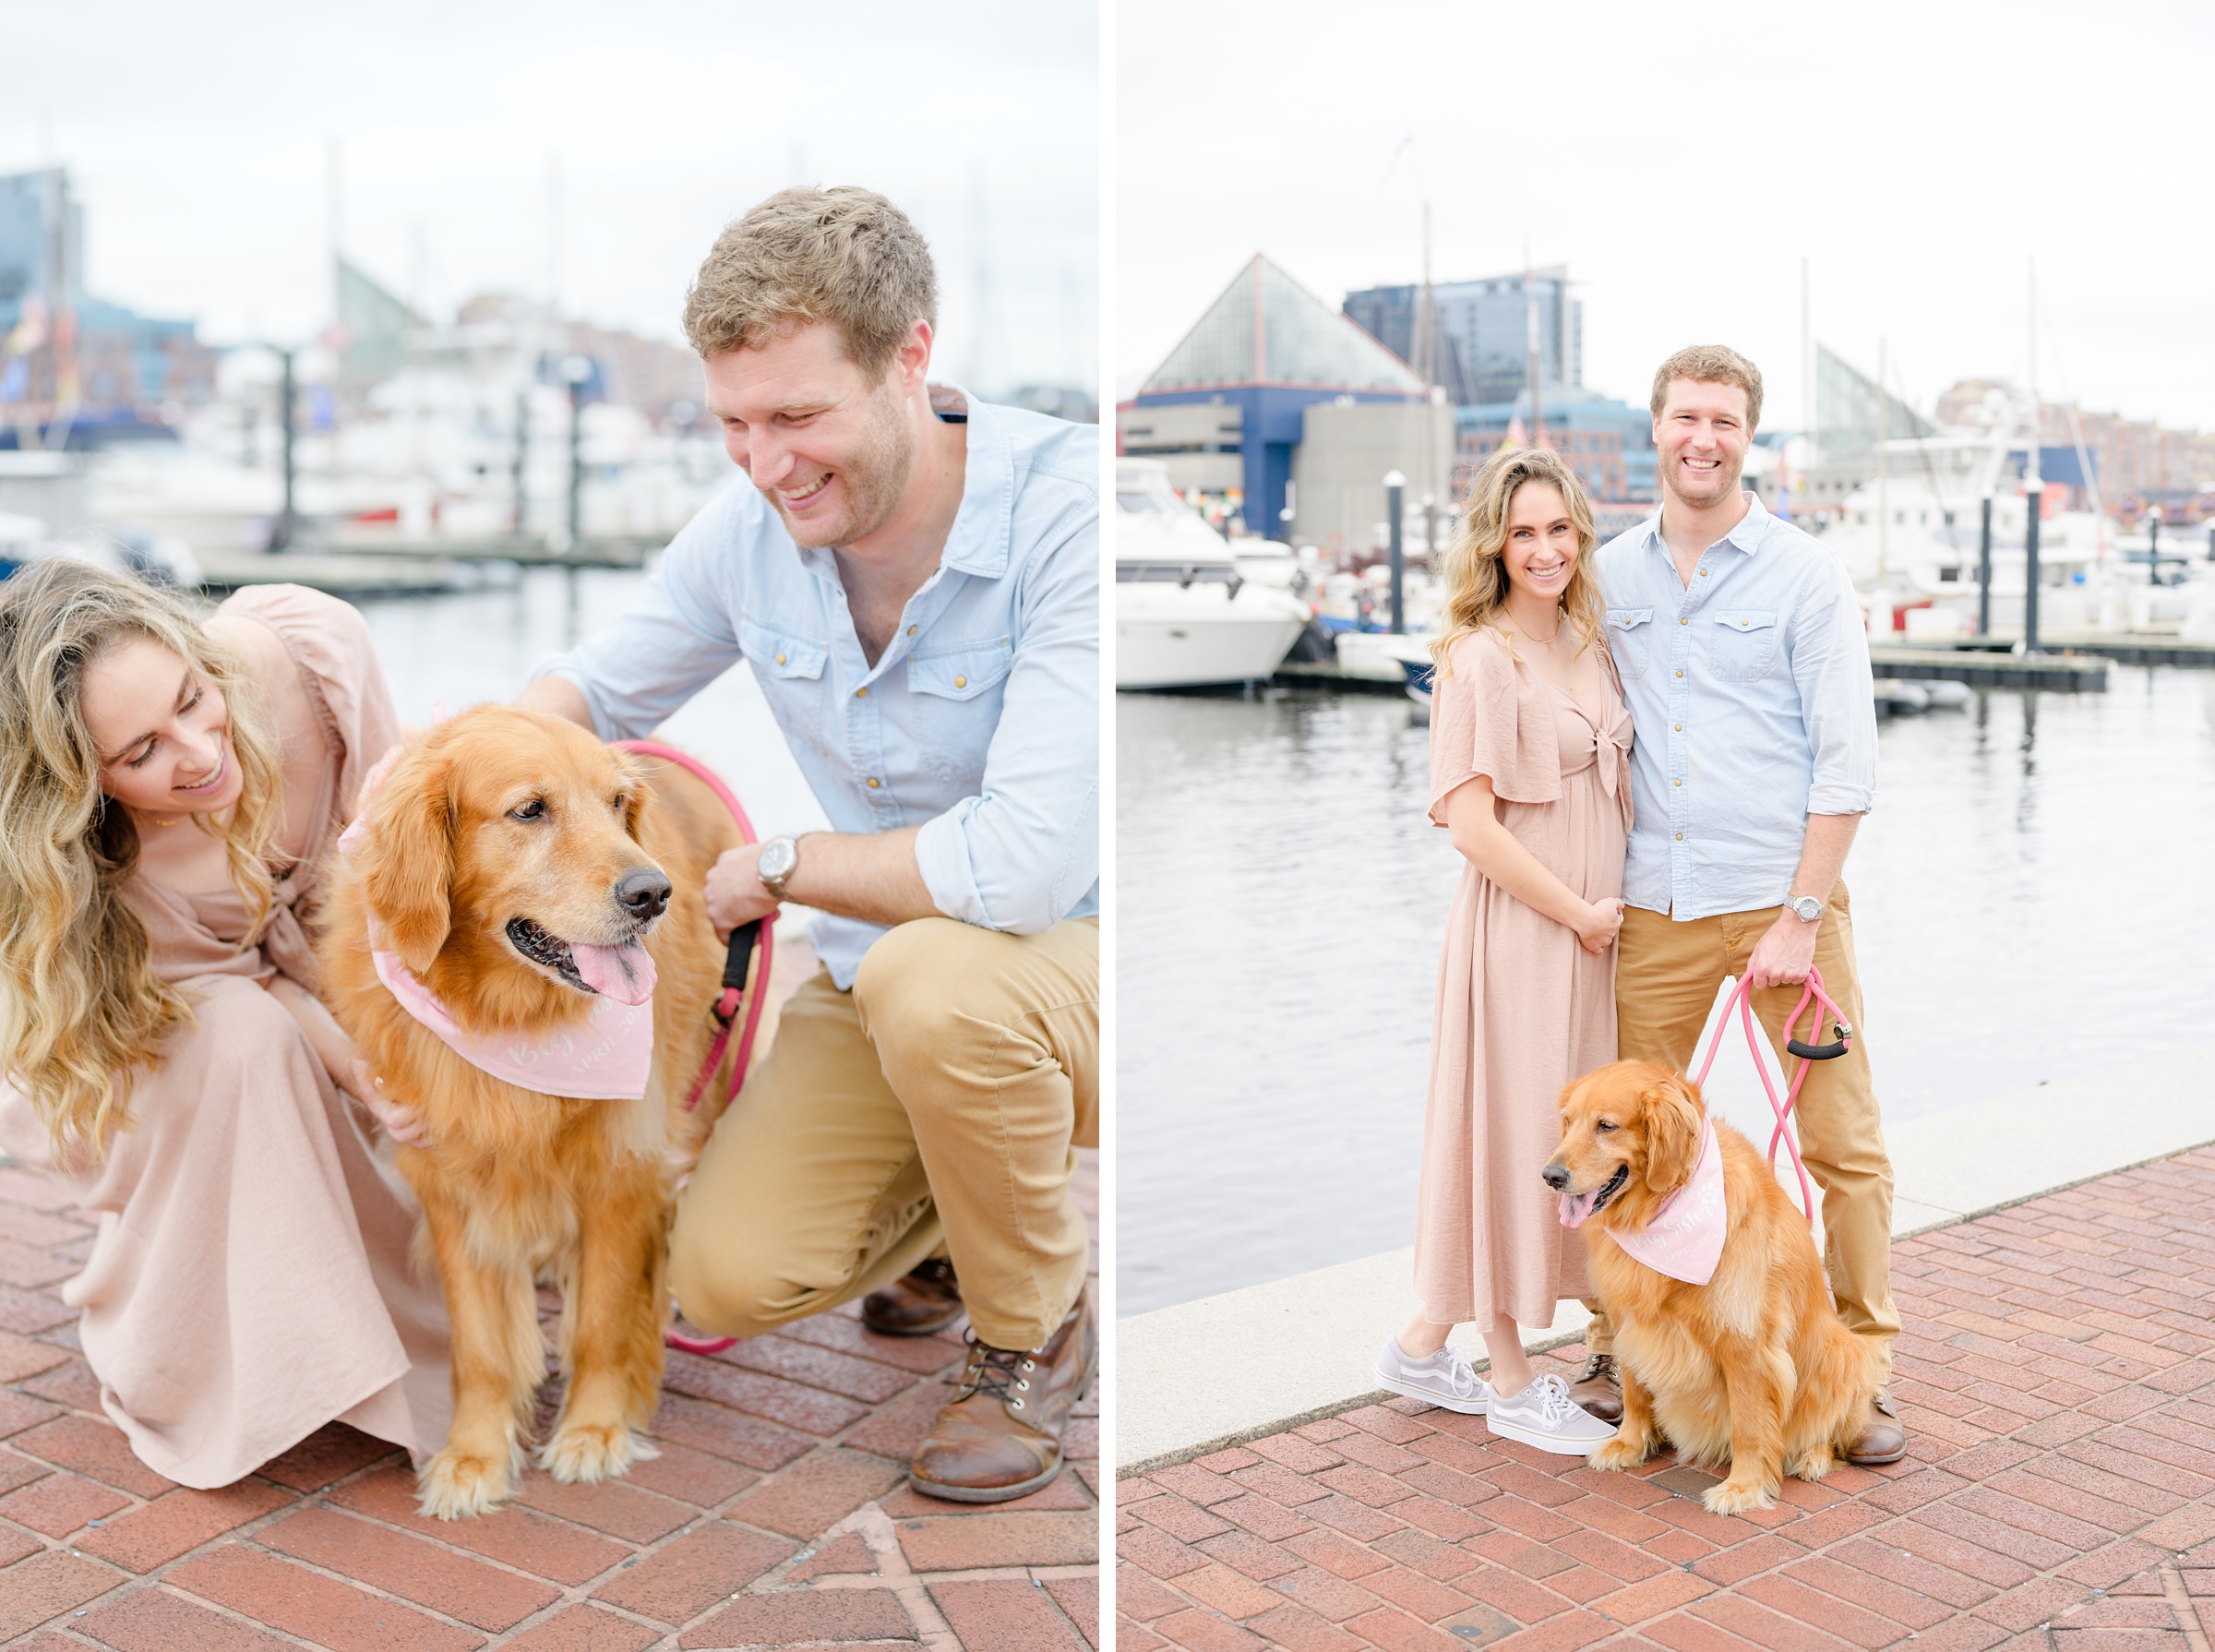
[1577,344,1902,1466]
[518,186,1098,1502]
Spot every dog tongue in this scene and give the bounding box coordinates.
[1558,1189,1599,1229]
[570,941,657,1005]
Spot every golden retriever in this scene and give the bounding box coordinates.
[1546,1060,1882,1514]
[319,706,741,1518]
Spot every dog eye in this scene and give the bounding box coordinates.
[1595,1119,1618,1133]
[509,799,546,821]
[611,794,627,814]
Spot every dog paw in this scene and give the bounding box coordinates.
[1701,1478,1776,1515]
[1588,1433,1651,1474]
[1788,1446,1838,1483]
[539,1421,645,1484]
[418,1449,512,1520]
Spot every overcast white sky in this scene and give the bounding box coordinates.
[5,0,1098,395]
[1118,0,2215,431]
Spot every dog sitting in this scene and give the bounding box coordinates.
[1544,1059,1882,1514]
[318,706,740,1518]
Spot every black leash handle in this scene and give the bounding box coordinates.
[1787,1021,1852,1061]
[723,918,762,992]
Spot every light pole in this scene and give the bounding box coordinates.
[561,353,593,551]
[271,346,297,552]
[2146,503,2163,584]
[1384,469,1407,634]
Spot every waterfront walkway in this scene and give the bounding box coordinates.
[1118,1143,2215,1651]
[0,1058,1097,1648]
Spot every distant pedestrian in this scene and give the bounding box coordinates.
[1371,445,1628,1455]
[1571,343,1902,1466]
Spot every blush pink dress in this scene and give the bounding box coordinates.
[1412,623,1634,1329]
[0,585,451,1489]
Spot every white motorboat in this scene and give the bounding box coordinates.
[1116,460,1309,689]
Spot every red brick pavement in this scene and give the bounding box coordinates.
[1118,1144,2215,1651]
[0,1149,1098,1649]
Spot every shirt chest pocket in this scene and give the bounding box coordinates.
[740,619,830,688]
[907,639,1013,705]
[1604,607,1654,678]
[1710,609,1780,680]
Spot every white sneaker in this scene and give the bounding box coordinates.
[1371,1336,1491,1415]
[1486,1372,1618,1455]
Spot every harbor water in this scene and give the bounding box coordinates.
[349,564,829,841]
[1117,666,2215,1319]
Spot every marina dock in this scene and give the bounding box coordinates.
[195,534,667,597]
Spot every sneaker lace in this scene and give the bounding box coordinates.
[1439,1346,1481,1401]
[1532,1373,1578,1429]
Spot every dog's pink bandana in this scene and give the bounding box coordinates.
[369,944,655,1100]
[338,813,656,1101]
[1574,1119,1728,1287]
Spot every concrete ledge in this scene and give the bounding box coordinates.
[1117,1040,2215,1472]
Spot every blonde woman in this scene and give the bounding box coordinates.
[0,560,449,1489]
[1370,446,1632,1454]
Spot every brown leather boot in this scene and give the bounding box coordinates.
[907,1290,1096,1503]
[1845,1389,1907,1466]
[862,1259,964,1337]
[1570,1352,1623,1423]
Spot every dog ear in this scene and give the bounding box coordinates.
[1642,1072,1706,1193]
[358,745,455,976]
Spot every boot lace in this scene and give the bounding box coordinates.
[1577,1352,1616,1386]
[953,1334,1038,1412]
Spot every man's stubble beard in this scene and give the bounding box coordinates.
[768,378,916,550]
[1664,444,1744,513]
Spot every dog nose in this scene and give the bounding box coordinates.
[1540,1163,1570,1191]
[614,868,671,921]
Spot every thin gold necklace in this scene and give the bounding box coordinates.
[1509,611,1563,646]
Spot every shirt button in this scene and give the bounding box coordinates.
[1700,569,1709,576]
[1674,779,1682,786]
[1674,724,1682,731]
[1675,669,1684,677]
[855,687,868,698]
[775,652,787,665]
[1680,617,1689,625]
[953,675,966,688]
[1675,832,1684,841]
[867,778,880,789]
[906,625,917,635]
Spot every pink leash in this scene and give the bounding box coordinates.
[1688,966,1854,1224]
[609,739,775,1359]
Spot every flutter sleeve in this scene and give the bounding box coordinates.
[218,583,401,860]
[1427,626,1562,827]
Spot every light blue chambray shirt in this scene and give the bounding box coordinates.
[1595,491,1876,920]
[535,392,1099,989]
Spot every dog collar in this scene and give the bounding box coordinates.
[1608,1119,1727,1286]
[371,944,654,1101]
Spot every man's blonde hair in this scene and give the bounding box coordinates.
[1649,344,1764,430]
[682,186,939,377]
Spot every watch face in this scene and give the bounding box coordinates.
[761,840,796,881]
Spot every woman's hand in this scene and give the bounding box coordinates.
[342,1055,431,1149]
[1574,897,1625,955]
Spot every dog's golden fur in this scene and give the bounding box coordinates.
[318,707,740,1519]
[1550,1060,1881,1514]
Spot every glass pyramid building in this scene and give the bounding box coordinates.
[1140,255,1425,396]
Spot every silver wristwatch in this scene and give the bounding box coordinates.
[758,834,803,901]
[1785,894,1823,923]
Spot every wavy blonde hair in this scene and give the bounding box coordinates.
[1431,444,1604,669]
[0,560,282,1156]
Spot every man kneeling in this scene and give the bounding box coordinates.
[521,186,1098,1502]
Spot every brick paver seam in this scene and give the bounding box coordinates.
[6,1362,1089,1650]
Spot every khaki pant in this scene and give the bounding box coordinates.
[1583,884,1898,1367]
[668,916,1098,1351]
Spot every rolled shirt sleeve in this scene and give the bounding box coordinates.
[1792,558,1878,817]
[914,514,1099,934]
[530,500,746,741]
